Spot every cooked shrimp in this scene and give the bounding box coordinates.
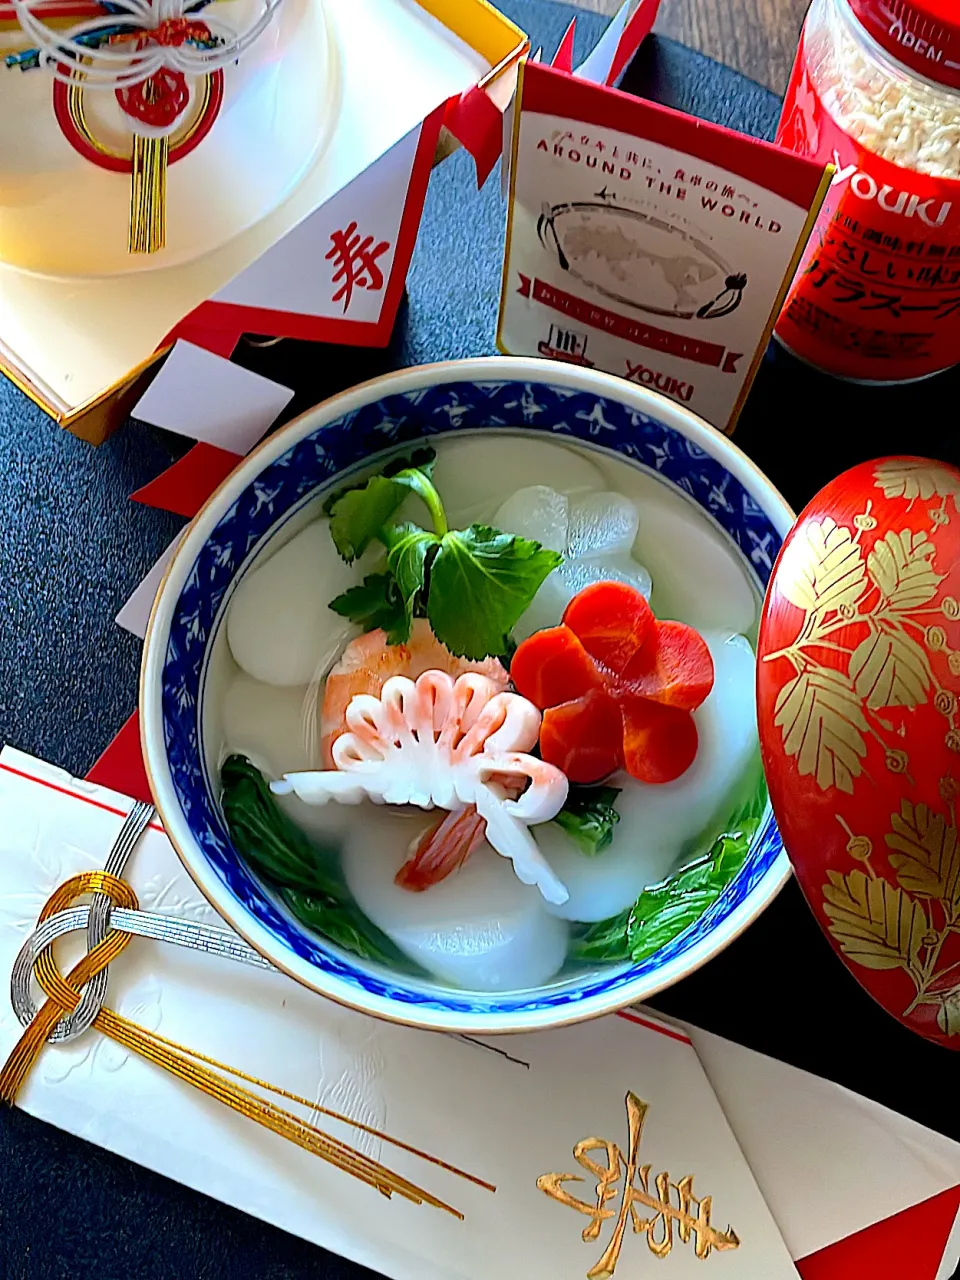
[277,670,570,904]
[395,806,489,891]
[316,620,510,766]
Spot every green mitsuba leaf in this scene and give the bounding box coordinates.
[328,572,410,645]
[324,448,437,562]
[426,525,562,660]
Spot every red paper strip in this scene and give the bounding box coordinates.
[131,442,242,519]
[445,86,505,188]
[86,711,154,808]
[552,18,576,72]
[606,0,661,86]
[158,320,241,360]
[796,1185,960,1280]
[517,274,741,370]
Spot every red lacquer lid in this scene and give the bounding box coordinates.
[757,457,960,1049]
[848,0,960,91]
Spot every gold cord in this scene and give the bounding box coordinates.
[1,872,494,1215]
[129,132,168,254]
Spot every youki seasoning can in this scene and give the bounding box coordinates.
[775,0,960,383]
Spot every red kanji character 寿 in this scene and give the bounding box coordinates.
[326,222,390,313]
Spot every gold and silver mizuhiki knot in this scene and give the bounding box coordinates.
[1,800,493,1213]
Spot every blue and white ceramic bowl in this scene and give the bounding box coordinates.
[141,357,794,1034]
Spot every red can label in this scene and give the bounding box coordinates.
[775,44,960,382]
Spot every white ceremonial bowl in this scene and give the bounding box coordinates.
[141,356,794,1034]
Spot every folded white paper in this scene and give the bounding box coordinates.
[690,1027,960,1263]
[0,747,798,1280]
[115,536,183,641]
[132,342,294,455]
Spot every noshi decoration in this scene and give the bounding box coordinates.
[5,0,285,253]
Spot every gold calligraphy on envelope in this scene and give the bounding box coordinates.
[537,1091,740,1279]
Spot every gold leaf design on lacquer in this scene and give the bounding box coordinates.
[849,630,931,710]
[874,461,960,508]
[777,518,866,613]
[766,500,956,796]
[886,800,960,906]
[774,668,867,794]
[868,530,943,612]
[823,869,926,974]
[936,989,960,1036]
[826,802,960,1034]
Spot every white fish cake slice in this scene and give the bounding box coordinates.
[227,519,372,688]
[633,490,758,636]
[341,806,568,992]
[539,632,759,923]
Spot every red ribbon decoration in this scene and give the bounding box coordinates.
[130,443,242,519]
[795,1185,960,1280]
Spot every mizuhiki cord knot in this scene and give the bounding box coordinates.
[0,872,137,1103]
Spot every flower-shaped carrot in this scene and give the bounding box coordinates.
[510,581,715,786]
[273,670,570,904]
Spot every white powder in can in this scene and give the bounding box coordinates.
[807,15,960,179]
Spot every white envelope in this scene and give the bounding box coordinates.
[1,745,958,1278]
[0,747,797,1280]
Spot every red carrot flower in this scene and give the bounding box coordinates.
[511,581,715,785]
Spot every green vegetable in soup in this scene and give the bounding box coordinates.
[328,572,409,646]
[220,755,411,969]
[553,786,621,856]
[569,784,767,966]
[427,525,562,661]
[326,454,562,660]
[279,888,412,967]
[324,448,438,563]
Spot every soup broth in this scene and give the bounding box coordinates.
[204,431,766,995]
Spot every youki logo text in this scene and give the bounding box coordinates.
[831,154,952,227]
[537,1091,740,1279]
[624,359,694,404]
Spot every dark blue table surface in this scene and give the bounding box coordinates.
[2,3,959,1276]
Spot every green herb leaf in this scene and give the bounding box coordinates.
[324,449,438,562]
[220,755,408,968]
[427,525,563,659]
[569,911,633,965]
[382,522,440,633]
[322,448,436,516]
[279,887,415,970]
[387,468,448,536]
[328,477,410,564]
[328,572,410,645]
[569,784,767,966]
[553,786,622,855]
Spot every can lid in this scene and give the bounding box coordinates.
[848,0,960,90]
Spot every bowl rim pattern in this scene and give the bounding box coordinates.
[141,356,796,1034]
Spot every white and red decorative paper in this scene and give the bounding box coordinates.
[0,0,525,423]
[498,60,835,433]
[1,747,958,1279]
